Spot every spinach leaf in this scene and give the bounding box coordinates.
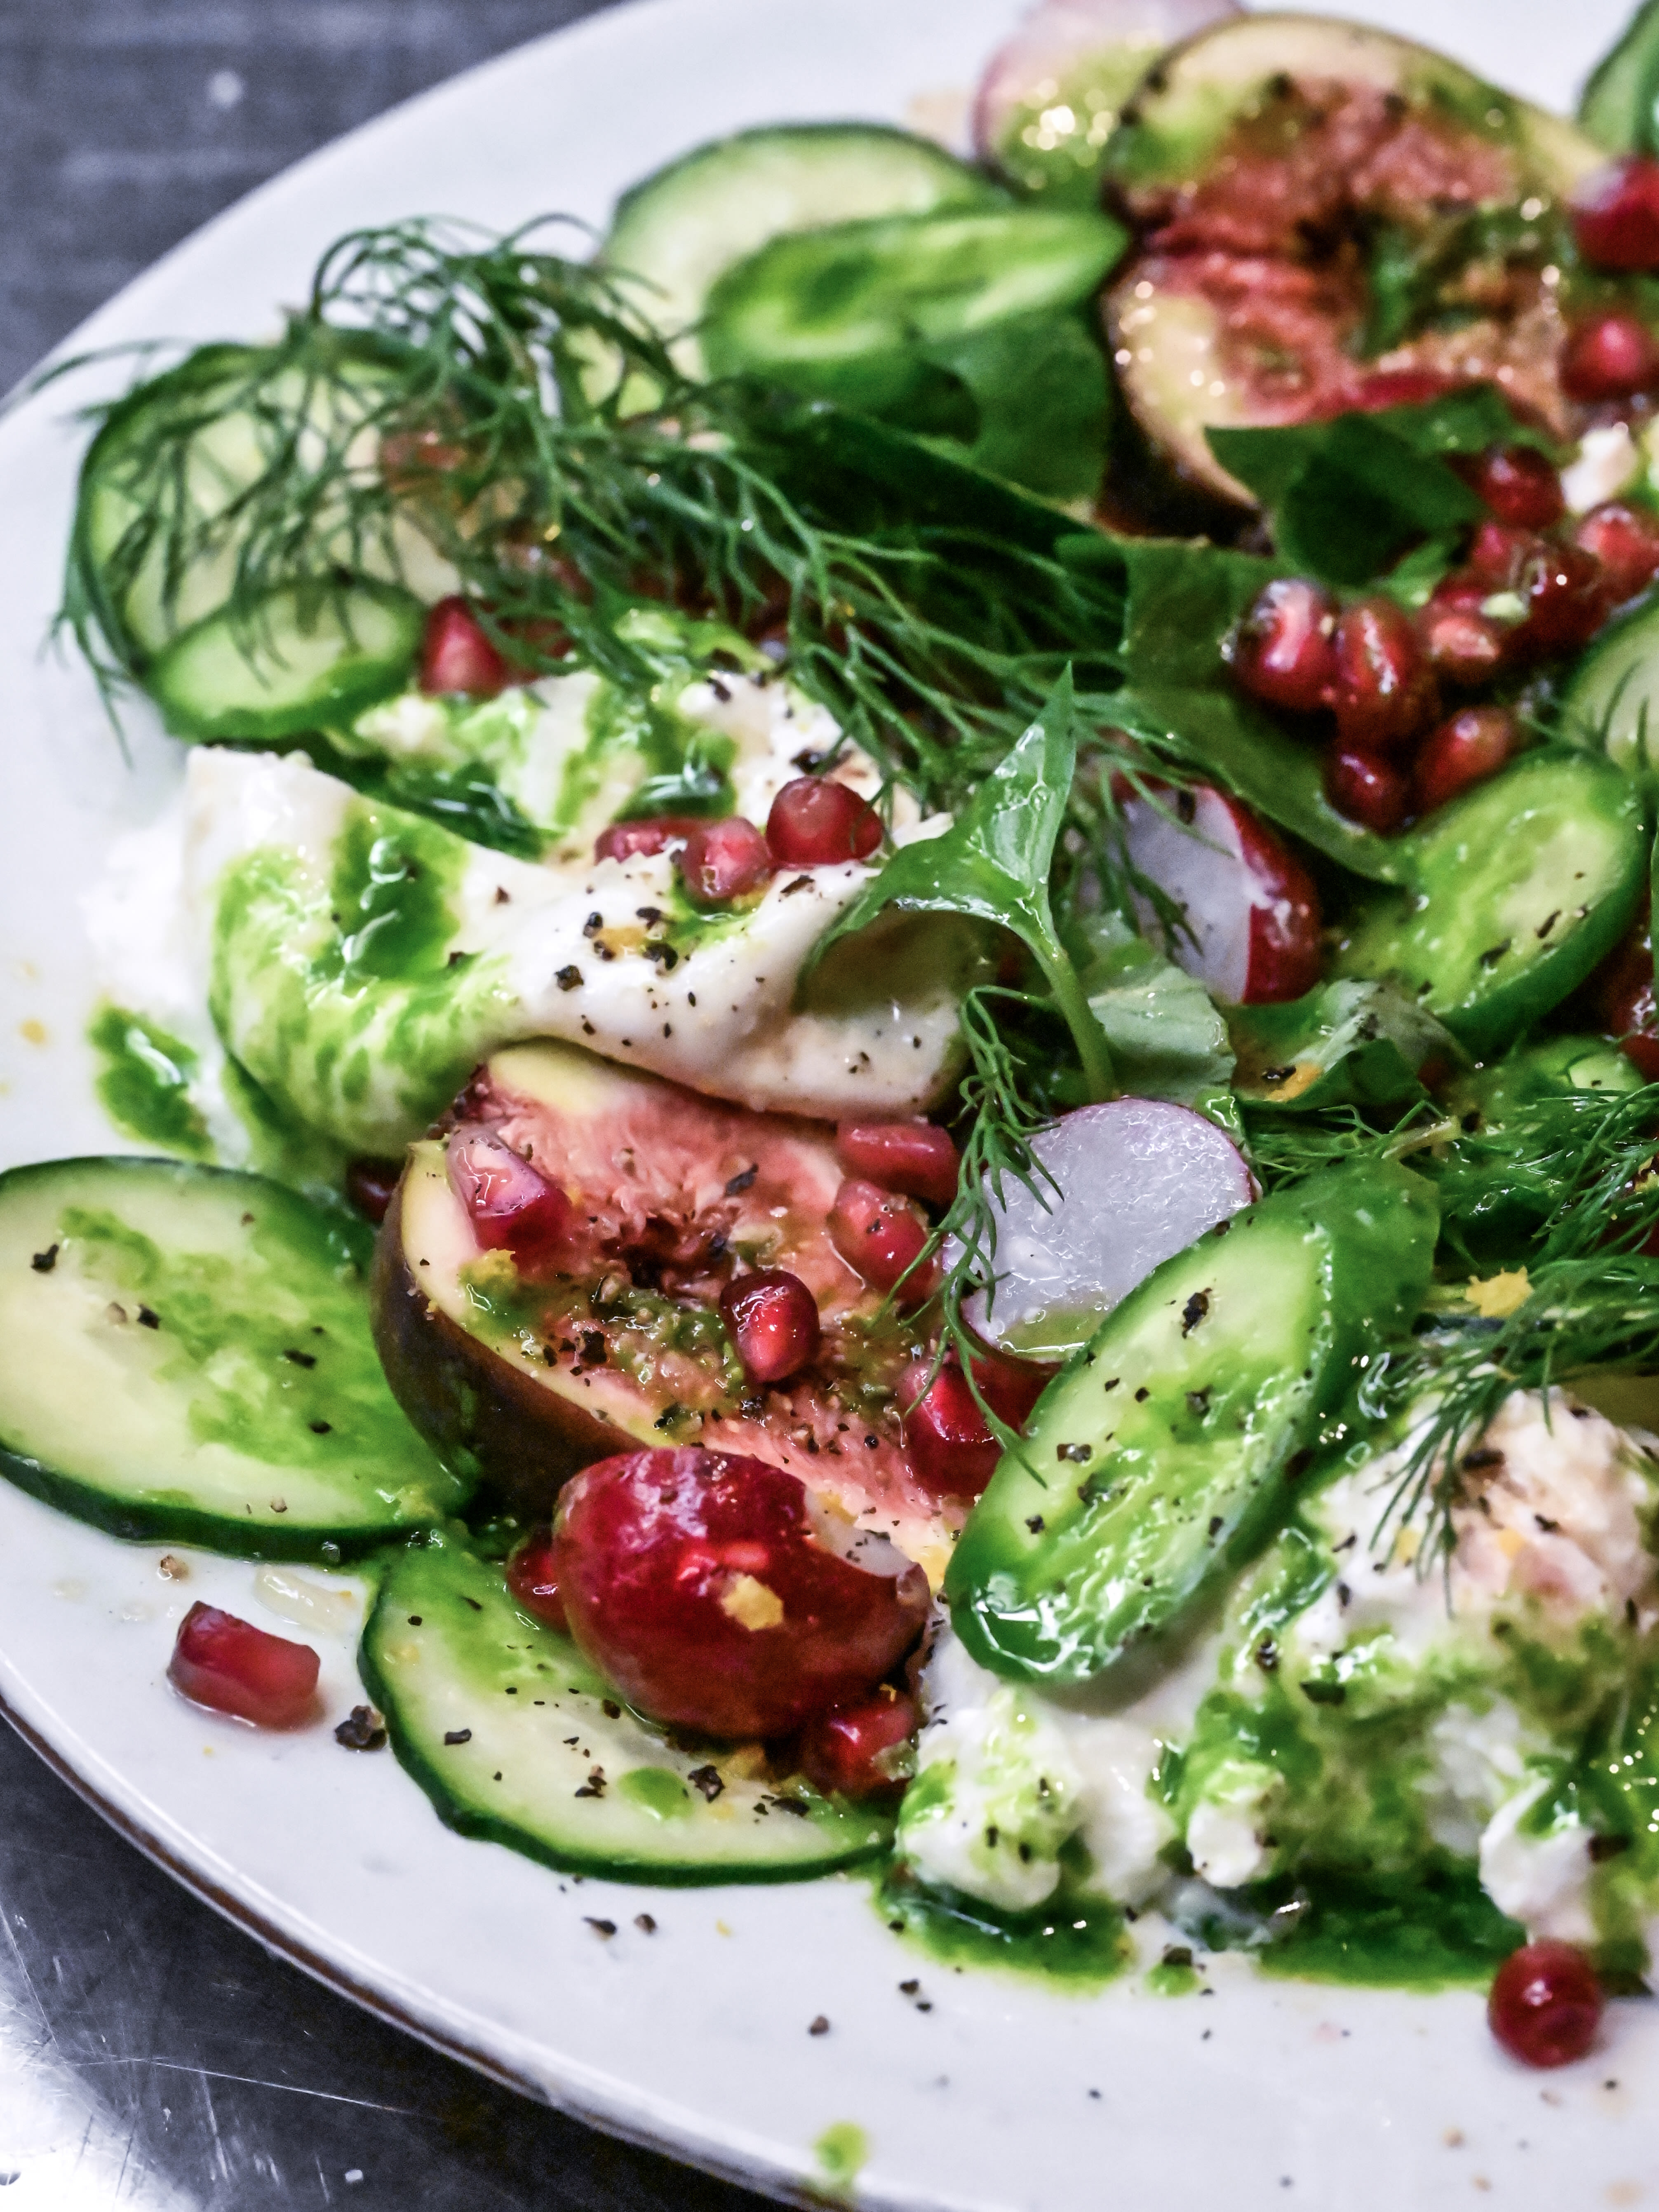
[1229,979,1458,1112]
[921,309,1110,503]
[1205,390,1526,589]
[803,672,1115,1096]
[1068,909,1240,1132]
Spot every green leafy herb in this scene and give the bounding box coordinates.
[56,220,1162,826]
[1068,907,1238,1129]
[803,672,1114,1095]
[1580,0,1659,157]
[1229,980,1457,1114]
[1205,396,1518,589]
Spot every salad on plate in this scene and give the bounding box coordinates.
[20,0,1659,2081]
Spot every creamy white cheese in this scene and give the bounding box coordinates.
[87,709,974,1155]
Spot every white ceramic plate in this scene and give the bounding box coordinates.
[2,1,1657,2204]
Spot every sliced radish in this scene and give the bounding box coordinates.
[1119,784,1321,1005]
[963,1098,1254,1357]
[975,0,1239,173]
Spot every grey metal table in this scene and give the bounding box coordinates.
[0,6,770,2204]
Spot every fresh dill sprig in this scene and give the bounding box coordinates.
[56,216,1147,819]
[1367,1081,1659,1561]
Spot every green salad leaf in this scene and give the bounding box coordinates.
[1205,391,1523,589]
[1229,980,1458,1114]
[1068,908,1238,1130]
[803,672,1114,1096]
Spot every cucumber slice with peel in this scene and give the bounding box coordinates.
[594,123,1001,387]
[0,1158,465,1557]
[147,582,425,744]
[945,1161,1438,1691]
[362,1533,894,1883]
[1561,589,1659,780]
[1333,751,1647,1058]
[701,207,1126,385]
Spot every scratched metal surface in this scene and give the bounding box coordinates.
[0,3,768,2203]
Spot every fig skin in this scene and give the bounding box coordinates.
[371,1176,627,1515]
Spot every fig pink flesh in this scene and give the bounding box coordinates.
[965,1098,1254,1356]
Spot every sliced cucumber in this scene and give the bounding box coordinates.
[363,1533,893,1883]
[1580,0,1659,155]
[1333,751,1647,1058]
[945,1161,1438,1690]
[147,583,425,744]
[599,124,1001,379]
[0,1158,465,1557]
[701,207,1125,384]
[71,340,438,671]
[1562,589,1659,778]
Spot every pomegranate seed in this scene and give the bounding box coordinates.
[505,1527,568,1632]
[677,817,773,905]
[765,777,883,866]
[1419,603,1507,688]
[1560,312,1659,402]
[446,1127,571,1267]
[344,1156,402,1225]
[1593,910,1659,1080]
[797,1691,918,1800]
[1513,539,1607,656]
[719,1269,822,1384]
[1572,155,1659,270]
[419,597,513,697]
[1412,707,1518,815]
[1227,578,1338,713]
[1574,501,1659,605]
[1329,597,1436,752]
[1348,368,1465,410]
[593,814,705,863]
[1466,522,1534,589]
[552,1447,930,1738]
[1325,742,1411,834]
[828,1178,937,1301]
[835,1120,960,1207]
[1488,1942,1604,2068]
[1462,445,1564,530]
[901,1351,1047,1499]
[168,1604,320,1729]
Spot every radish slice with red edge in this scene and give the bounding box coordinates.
[975,0,1239,174]
[1119,784,1322,1005]
[962,1098,1256,1358]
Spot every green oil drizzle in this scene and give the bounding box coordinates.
[1204,1864,1524,1990]
[812,2123,868,2199]
[88,1004,213,1159]
[875,1862,1129,1985]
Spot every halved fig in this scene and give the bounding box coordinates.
[1117,782,1322,1003]
[974,0,1239,202]
[371,1040,975,1557]
[1104,15,1604,503]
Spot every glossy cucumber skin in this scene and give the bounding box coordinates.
[1579,0,1659,154]
[1334,750,1647,1059]
[602,123,1000,378]
[701,207,1126,384]
[1562,589,1659,780]
[945,1161,1438,1691]
[0,1156,465,1559]
[361,1533,893,1884]
[70,344,260,670]
[147,582,425,744]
